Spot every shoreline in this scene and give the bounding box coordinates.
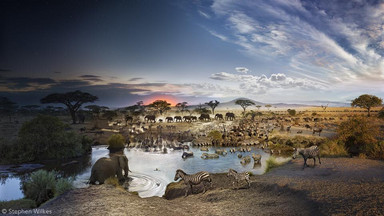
[28,157,384,216]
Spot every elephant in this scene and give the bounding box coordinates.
[174,116,182,122]
[165,117,174,122]
[144,115,156,123]
[183,116,192,122]
[89,155,130,185]
[199,114,210,121]
[225,112,235,121]
[190,116,197,121]
[215,114,224,120]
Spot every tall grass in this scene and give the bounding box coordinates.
[264,156,282,173]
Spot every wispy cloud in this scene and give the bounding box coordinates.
[206,0,384,86]
[235,67,249,73]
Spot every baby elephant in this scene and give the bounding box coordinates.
[89,155,130,184]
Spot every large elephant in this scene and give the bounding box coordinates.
[89,155,130,184]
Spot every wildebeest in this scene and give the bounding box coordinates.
[312,127,322,136]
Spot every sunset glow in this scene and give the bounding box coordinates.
[144,95,178,106]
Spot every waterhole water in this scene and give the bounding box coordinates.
[0,144,286,201]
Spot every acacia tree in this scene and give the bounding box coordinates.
[148,100,171,115]
[235,99,255,116]
[41,90,98,124]
[351,94,382,117]
[176,102,188,114]
[194,103,210,114]
[205,100,220,115]
[265,104,272,111]
[255,105,262,111]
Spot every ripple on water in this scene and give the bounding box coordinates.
[128,172,167,198]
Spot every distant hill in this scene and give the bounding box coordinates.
[190,98,350,111]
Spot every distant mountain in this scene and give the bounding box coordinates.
[185,98,350,111]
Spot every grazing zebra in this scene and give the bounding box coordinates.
[174,169,212,196]
[227,169,250,188]
[293,145,321,169]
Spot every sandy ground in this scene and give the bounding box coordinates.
[34,157,384,216]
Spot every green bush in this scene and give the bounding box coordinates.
[22,170,57,205]
[108,134,125,149]
[22,170,73,206]
[265,156,282,173]
[55,178,74,197]
[15,115,88,162]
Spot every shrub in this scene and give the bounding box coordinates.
[16,115,87,162]
[22,170,73,206]
[378,108,384,119]
[105,177,120,187]
[108,134,125,149]
[207,130,222,142]
[287,109,296,116]
[265,157,282,173]
[55,178,73,197]
[319,140,348,157]
[337,116,380,156]
[22,170,57,205]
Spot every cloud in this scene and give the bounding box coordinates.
[79,75,103,82]
[208,30,228,41]
[235,67,249,73]
[198,10,211,19]
[0,77,57,92]
[128,77,143,82]
[210,71,325,93]
[206,0,384,85]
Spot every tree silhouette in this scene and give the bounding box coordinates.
[176,102,188,114]
[205,100,220,115]
[194,103,211,114]
[255,105,262,111]
[235,99,255,116]
[41,90,98,124]
[148,100,171,115]
[351,94,382,117]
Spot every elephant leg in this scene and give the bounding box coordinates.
[313,158,316,166]
[318,155,321,164]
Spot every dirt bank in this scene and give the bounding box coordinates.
[36,158,384,216]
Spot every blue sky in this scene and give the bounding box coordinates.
[1,0,383,107]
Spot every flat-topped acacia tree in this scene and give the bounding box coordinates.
[41,90,98,124]
[351,94,382,117]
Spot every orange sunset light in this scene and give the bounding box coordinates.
[145,95,178,106]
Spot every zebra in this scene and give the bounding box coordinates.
[174,169,212,197]
[293,145,321,169]
[227,169,250,188]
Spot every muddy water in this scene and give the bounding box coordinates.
[0,144,280,201]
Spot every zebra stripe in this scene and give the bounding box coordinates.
[227,169,250,188]
[293,145,321,168]
[174,169,212,196]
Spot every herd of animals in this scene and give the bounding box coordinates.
[86,111,329,196]
[89,145,321,196]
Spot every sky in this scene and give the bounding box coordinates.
[1,0,384,107]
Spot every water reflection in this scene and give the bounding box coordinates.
[1,144,279,201]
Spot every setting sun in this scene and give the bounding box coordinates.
[144,95,178,106]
